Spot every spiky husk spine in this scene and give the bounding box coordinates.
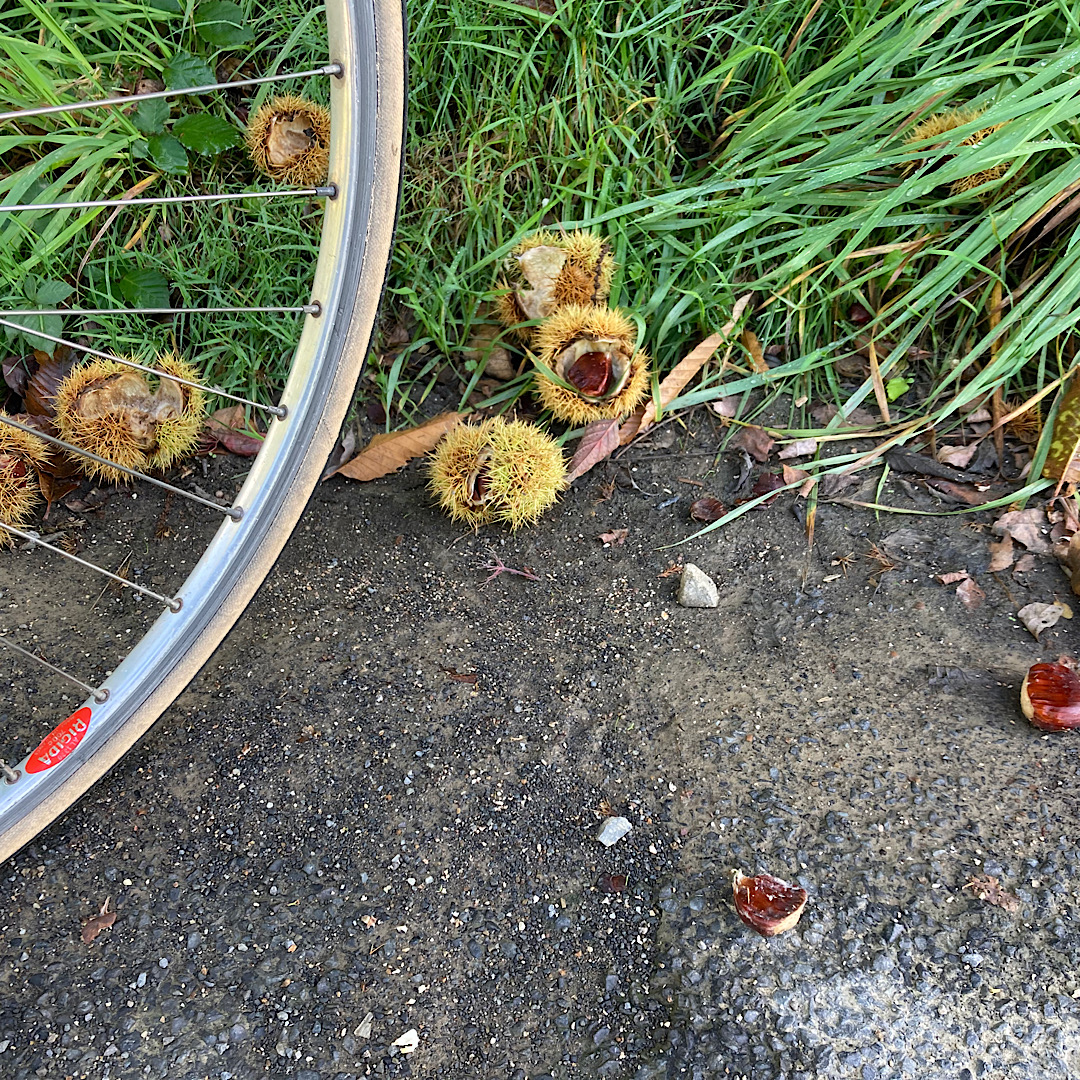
[533,304,650,424]
[427,417,566,530]
[246,93,331,186]
[903,106,1008,196]
[0,417,50,548]
[54,352,207,484]
[496,230,616,341]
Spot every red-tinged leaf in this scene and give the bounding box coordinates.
[81,898,116,944]
[567,418,620,483]
[732,871,808,937]
[957,577,985,610]
[619,293,752,445]
[848,302,872,326]
[203,405,264,457]
[598,873,627,894]
[597,528,628,546]
[778,438,818,460]
[689,495,725,523]
[441,666,478,685]
[733,425,774,463]
[750,472,784,506]
[331,412,466,481]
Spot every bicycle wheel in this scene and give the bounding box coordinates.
[0,0,405,861]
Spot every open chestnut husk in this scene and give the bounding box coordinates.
[246,94,331,186]
[0,415,51,547]
[533,304,649,424]
[732,870,808,938]
[1020,660,1080,732]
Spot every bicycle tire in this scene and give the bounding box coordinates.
[0,0,406,863]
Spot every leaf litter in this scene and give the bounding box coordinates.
[81,897,117,944]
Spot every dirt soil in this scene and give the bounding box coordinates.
[2,420,1080,1080]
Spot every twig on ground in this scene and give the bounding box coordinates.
[480,551,540,584]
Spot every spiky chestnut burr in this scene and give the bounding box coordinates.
[0,417,50,548]
[54,352,207,483]
[533,304,649,424]
[246,94,331,186]
[904,106,1008,196]
[495,230,615,341]
[427,417,566,530]
[1020,661,1080,732]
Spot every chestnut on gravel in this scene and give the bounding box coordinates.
[732,870,809,937]
[1020,661,1080,732]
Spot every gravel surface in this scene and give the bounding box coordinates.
[2,432,1080,1079]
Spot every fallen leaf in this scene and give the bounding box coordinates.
[810,402,880,429]
[964,875,1021,914]
[732,425,774,463]
[320,427,357,481]
[710,396,740,419]
[937,443,980,468]
[926,479,986,505]
[331,412,465,481]
[619,293,751,444]
[778,438,817,460]
[781,464,810,487]
[988,535,1015,572]
[957,577,985,610]
[937,571,970,585]
[1014,553,1037,573]
[741,328,768,373]
[1057,530,1080,595]
[598,873,628,894]
[597,527,628,546]
[749,472,784,506]
[81,897,116,944]
[993,508,1054,555]
[566,417,620,483]
[441,666,478,685]
[3,355,31,397]
[658,562,683,578]
[204,405,264,457]
[1018,600,1072,639]
[689,496,725,523]
[361,914,378,928]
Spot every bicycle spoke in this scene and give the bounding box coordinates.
[0,64,343,123]
[0,187,336,214]
[0,414,244,520]
[5,304,320,317]
[0,522,182,612]
[0,315,288,419]
[0,637,109,705]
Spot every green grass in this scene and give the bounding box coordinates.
[3,0,1080,498]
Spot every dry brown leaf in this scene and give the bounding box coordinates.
[937,571,970,585]
[598,528,629,546]
[81,897,116,944]
[988,535,1015,572]
[957,577,985,611]
[330,412,465,481]
[204,405,264,457]
[741,328,768,374]
[778,438,818,460]
[781,464,811,487]
[1014,553,1037,573]
[810,401,880,429]
[964,875,1021,914]
[993,508,1054,555]
[710,396,740,419]
[567,418,621,483]
[619,292,752,445]
[732,425,774,463]
[936,443,980,468]
[441,666,479,685]
[1018,600,1072,639]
